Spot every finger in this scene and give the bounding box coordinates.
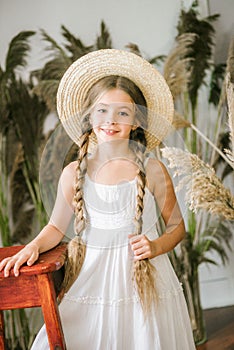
[133,246,147,256]
[131,243,142,253]
[129,234,144,244]
[132,238,150,252]
[134,252,149,261]
[4,258,17,277]
[128,234,139,243]
[131,239,147,250]
[13,260,24,277]
[13,253,31,276]
[27,251,38,266]
[0,257,11,271]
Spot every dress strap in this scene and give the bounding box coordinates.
[143,152,156,168]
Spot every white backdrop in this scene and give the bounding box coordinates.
[0,0,234,309]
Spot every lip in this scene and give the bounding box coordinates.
[100,128,119,135]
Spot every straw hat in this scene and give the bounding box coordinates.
[57,49,174,150]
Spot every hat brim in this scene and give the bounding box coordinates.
[57,49,174,150]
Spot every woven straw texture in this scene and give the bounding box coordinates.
[57,49,174,150]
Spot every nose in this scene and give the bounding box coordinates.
[105,110,117,124]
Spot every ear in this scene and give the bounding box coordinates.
[131,124,138,131]
[88,113,93,124]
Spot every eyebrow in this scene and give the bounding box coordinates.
[96,103,134,112]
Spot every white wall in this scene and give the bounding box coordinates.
[0,0,194,70]
[0,0,233,309]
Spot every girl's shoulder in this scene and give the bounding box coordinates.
[62,161,77,177]
[145,156,169,176]
[59,161,77,191]
[145,156,172,193]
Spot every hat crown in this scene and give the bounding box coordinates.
[57,49,174,150]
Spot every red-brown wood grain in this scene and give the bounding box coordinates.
[0,243,67,350]
[0,243,67,277]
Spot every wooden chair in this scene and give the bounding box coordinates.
[0,243,67,350]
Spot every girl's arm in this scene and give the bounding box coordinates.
[0,162,76,276]
[129,158,185,260]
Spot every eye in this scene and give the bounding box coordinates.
[118,111,129,117]
[97,108,107,113]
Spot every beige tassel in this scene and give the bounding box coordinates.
[133,259,158,317]
[58,235,86,302]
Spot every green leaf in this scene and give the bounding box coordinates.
[5,31,35,73]
[33,79,60,111]
[40,56,71,80]
[213,131,233,179]
[197,220,233,265]
[8,78,48,181]
[199,257,218,265]
[9,145,35,243]
[209,63,226,106]
[95,21,112,50]
[61,25,93,60]
[40,29,69,60]
[148,55,166,65]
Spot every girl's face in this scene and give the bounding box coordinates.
[90,89,136,144]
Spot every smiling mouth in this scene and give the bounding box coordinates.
[101,128,119,135]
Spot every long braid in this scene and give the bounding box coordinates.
[58,118,92,301]
[73,132,90,234]
[132,138,158,316]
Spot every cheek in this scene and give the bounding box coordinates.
[92,126,99,136]
[90,114,105,128]
[90,116,98,129]
[120,125,133,136]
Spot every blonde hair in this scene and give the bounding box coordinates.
[59,76,158,315]
[133,141,158,315]
[58,115,91,301]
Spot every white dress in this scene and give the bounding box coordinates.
[31,174,196,350]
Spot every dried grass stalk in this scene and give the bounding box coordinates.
[225,73,234,162]
[172,111,191,129]
[161,147,234,220]
[224,38,234,163]
[226,38,234,84]
[164,33,196,100]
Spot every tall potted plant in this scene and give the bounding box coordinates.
[161,2,234,344]
[0,31,49,349]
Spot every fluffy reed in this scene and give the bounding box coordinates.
[161,147,234,221]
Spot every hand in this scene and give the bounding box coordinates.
[128,234,156,260]
[0,242,40,277]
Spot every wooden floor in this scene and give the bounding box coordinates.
[196,305,234,350]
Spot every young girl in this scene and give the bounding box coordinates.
[0,49,196,349]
